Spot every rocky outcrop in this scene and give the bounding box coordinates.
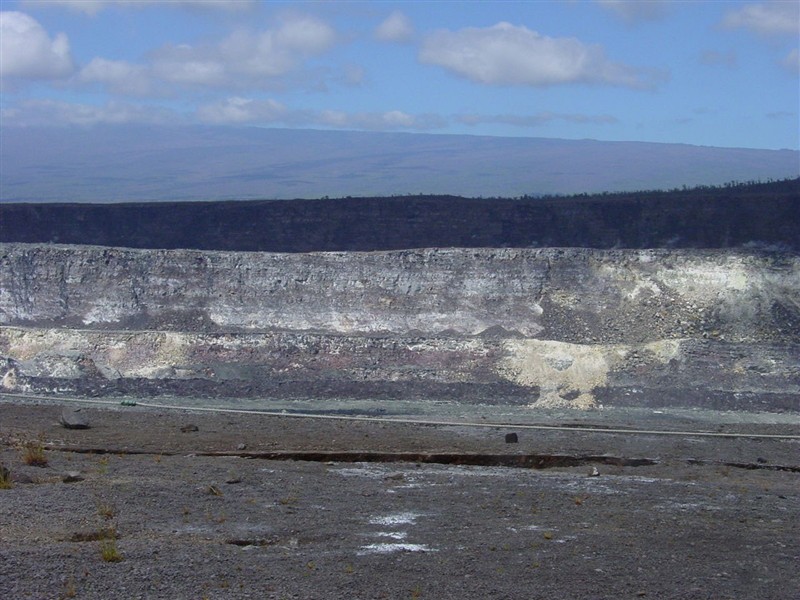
[1,243,798,410]
[1,327,796,411]
[2,245,798,344]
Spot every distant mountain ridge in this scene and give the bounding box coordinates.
[1,126,798,202]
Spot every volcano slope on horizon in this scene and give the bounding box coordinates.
[2,126,798,202]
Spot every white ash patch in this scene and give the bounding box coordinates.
[358,543,436,555]
[369,512,421,526]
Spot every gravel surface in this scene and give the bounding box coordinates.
[1,400,798,599]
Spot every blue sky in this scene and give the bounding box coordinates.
[1,1,798,150]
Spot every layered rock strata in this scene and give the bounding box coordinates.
[2,243,797,410]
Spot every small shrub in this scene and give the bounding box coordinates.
[69,527,118,543]
[21,438,47,467]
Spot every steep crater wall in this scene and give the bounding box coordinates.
[1,243,798,411]
[2,244,797,343]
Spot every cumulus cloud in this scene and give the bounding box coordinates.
[25,1,255,15]
[419,22,655,88]
[195,97,288,124]
[68,14,338,96]
[457,112,618,128]
[595,0,669,23]
[0,11,73,81]
[374,10,414,43]
[150,47,227,86]
[1,98,179,126]
[150,15,337,88]
[721,2,799,36]
[78,58,153,95]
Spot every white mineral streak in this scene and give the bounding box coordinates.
[498,339,681,409]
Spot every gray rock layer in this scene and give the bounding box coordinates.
[2,244,798,343]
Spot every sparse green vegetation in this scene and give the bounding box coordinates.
[99,528,122,563]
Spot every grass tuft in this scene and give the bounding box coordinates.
[97,502,116,520]
[99,528,123,563]
[0,463,12,489]
[21,438,48,467]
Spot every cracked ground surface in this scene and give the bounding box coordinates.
[0,400,798,600]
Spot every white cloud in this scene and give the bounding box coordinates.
[274,14,337,54]
[26,1,255,16]
[1,99,178,126]
[318,109,446,131]
[151,47,227,86]
[721,2,799,36]
[457,112,618,127]
[150,16,336,88]
[78,57,152,95]
[196,96,287,124]
[419,22,653,88]
[374,10,414,43]
[68,14,338,96]
[0,11,73,80]
[595,1,669,23]
[195,97,446,131]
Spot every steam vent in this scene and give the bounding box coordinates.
[1,179,798,412]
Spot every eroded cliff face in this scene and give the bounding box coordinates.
[2,245,798,342]
[1,243,797,410]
